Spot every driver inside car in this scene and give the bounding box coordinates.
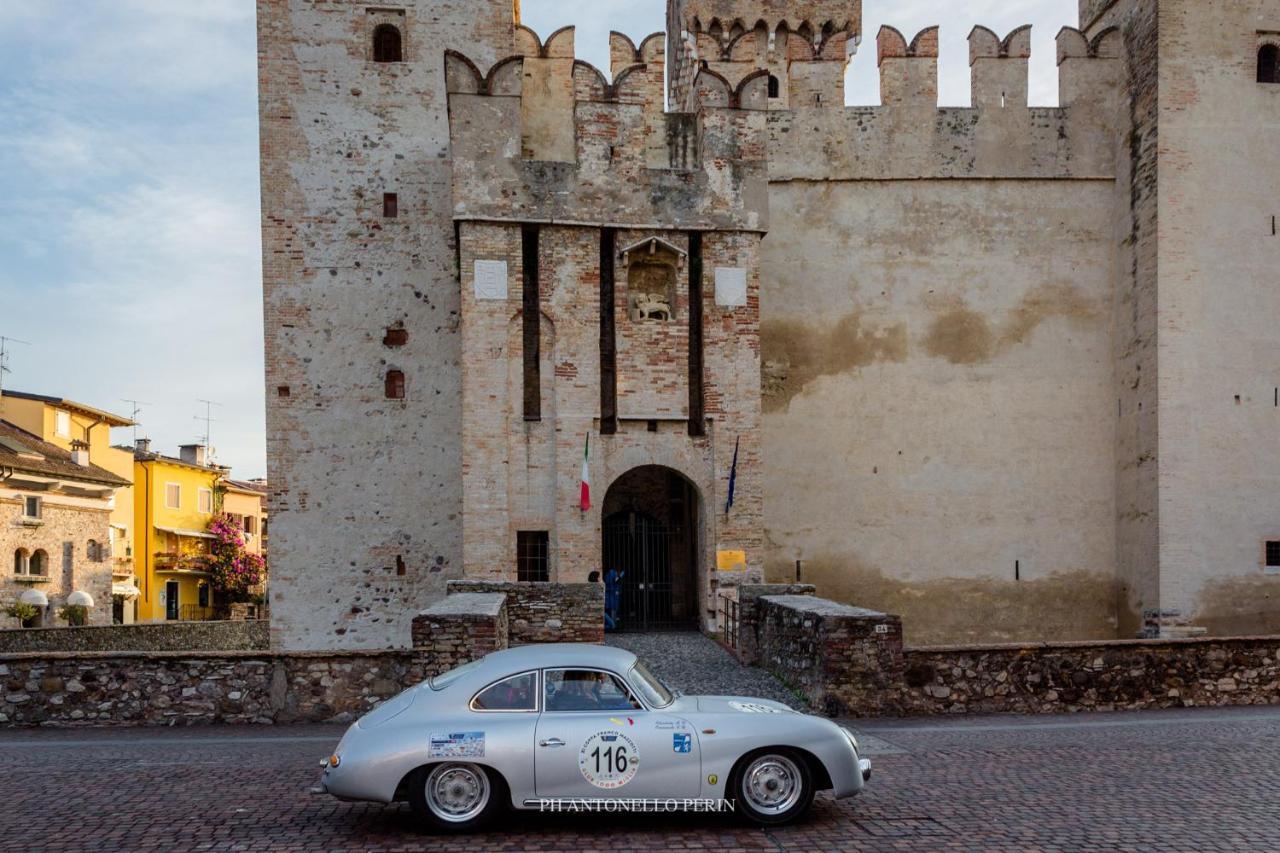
[547,670,640,712]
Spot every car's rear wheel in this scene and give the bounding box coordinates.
[729,748,815,826]
[408,762,505,832]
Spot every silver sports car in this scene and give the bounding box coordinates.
[316,643,871,831]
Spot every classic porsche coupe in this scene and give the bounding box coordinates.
[315,643,871,831]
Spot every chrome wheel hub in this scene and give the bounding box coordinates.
[425,763,490,822]
[742,754,802,814]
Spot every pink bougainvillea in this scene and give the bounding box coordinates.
[208,514,266,601]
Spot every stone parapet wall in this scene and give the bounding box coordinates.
[746,594,1280,718]
[0,650,423,727]
[734,583,815,665]
[894,637,1280,716]
[410,592,508,672]
[755,595,903,716]
[0,620,268,654]
[446,581,603,645]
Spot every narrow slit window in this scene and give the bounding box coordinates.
[1267,541,1280,567]
[767,74,780,99]
[385,369,406,399]
[522,225,541,421]
[1259,44,1280,84]
[517,531,550,582]
[383,193,398,218]
[373,24,403,63]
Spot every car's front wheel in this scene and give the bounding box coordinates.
[729,748,815,826]
[408,762,505,833]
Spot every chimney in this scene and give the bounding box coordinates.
[135,438,151,454]
[180,444,207,467]
[71,449,90,467]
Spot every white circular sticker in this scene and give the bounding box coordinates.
[578,730,639,789]
[728,701,781,714]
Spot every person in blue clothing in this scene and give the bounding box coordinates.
[604,567,624,631]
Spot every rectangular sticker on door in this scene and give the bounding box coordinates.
[673,733,692,753]
[429,731,485,758]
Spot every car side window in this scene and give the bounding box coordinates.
[471,672,537,711]
[544,669,642,712]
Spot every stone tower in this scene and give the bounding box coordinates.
[258,1,515,650]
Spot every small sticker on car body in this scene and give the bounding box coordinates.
[429,731,485,758]
[673,733,692,753]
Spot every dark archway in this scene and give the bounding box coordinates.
[601,466,700,632]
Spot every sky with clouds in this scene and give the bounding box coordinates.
[0,0,1078,479]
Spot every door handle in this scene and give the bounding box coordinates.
[539,738,566,748]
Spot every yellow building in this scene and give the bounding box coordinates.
[221,479,268,559]
[133,442,227,622]
[0,391,138,621]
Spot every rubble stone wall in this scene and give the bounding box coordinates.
[0,620,268,654]
[446,581,603,645]
[748,593,1280,718]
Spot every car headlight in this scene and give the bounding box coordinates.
[840,727,860,753]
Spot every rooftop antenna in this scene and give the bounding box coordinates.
[194,398,222,457]
[121,398,151,445]
[0,335,32,421]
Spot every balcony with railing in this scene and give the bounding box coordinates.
[179,604,215,622]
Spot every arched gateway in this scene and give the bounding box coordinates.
[602,466,701,632]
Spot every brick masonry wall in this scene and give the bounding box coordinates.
[447,581,604,644]
[0,621,268,654]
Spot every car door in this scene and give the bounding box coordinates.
[533,668,701,800]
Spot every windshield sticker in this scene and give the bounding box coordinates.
[728,701,781,714]
[579,730,640,789]
[673,732,692,753]
[429,731,485,758]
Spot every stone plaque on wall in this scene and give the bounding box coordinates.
[714,267,747,307]
[473,260,508,300]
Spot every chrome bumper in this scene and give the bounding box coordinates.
[859,757,872,782]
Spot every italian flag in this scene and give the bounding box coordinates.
[580,433,591,511]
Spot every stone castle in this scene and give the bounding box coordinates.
[257,0,1280,650]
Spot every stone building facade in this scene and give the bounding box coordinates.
[1,421,128,628]
[259,0,1280,649]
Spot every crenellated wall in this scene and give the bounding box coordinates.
[258,0,1280,651]
[446,39,767,627]
[758,21,1129,645]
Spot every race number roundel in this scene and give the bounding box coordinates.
[578,730,639,789]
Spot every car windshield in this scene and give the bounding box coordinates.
[429,658,484,690]
[630,661,674,708]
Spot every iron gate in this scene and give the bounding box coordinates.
[602,511,697,632]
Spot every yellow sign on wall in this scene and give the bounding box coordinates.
[716,550,747,573]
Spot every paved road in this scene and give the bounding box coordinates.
[3,706,1279,851]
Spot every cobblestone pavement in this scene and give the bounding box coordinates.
[606,631,806,708]
[4,706,1280,851]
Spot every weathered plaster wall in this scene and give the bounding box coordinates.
[761,178,1120,646]
[257,0,513,650]
[1152,0,1280,634]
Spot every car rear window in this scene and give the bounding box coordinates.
[471,672,537,711]
[430,658,483,690]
